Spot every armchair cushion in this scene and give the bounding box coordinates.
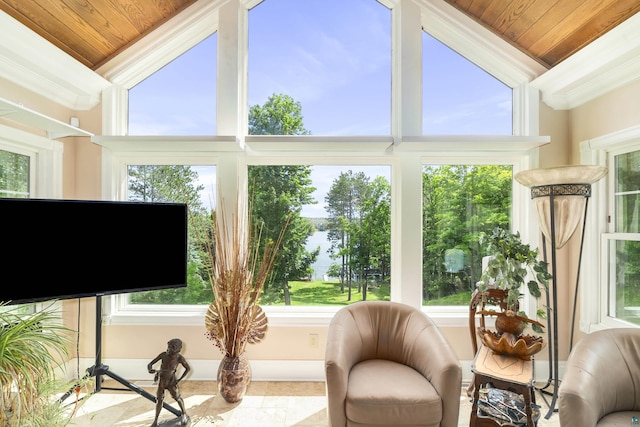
[347,359,441,425]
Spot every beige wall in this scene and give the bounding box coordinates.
[65,106,102,200]
[571,79,640,147]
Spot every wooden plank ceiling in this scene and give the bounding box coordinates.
[0,0,639,71]
[444,0,640,68]
[0,0,197,70]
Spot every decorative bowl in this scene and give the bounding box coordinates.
[477,327,545,360]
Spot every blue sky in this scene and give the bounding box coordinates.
[129,0,510,216]
[248,0,391,135]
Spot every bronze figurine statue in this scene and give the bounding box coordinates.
[147,338,191,426]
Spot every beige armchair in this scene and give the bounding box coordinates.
[324,301,462,427]
[558,327,640,427]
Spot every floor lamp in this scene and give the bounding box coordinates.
[515,165,607,419]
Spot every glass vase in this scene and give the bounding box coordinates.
[217,354,251,403]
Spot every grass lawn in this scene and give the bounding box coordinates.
[285,279,390,305]
[279,280,472,306]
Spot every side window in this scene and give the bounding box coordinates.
[0,149,30,198]
[422,164,512,306]
[604,149,640,325]
[0,148,34,314]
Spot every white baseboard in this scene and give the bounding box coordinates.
[67,358,563,384]
[71,358,326,382]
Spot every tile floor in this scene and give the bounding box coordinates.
[67,380,562,427]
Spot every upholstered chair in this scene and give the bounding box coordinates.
[324,300,462,427]
[559,327,640,427]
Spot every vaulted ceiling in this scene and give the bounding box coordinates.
[1,0,639,72]
[444,0,640,69]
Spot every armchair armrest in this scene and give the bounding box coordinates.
[407,320,462,427]
[325,311,364,427]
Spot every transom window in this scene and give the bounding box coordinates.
[248,0,391,135]
[422,32,513,135]
[128,34,217,136]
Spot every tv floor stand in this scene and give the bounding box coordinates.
[61,295,182,418]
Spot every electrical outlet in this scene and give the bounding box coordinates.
[309,333,319,348]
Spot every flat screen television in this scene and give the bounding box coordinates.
[0,198,188,304]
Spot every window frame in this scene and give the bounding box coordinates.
[0,124,63,313]
[417,152,535,322]
[98,137,542,327]
[580,124,640,331]
[98,0,549,327]
[600,233,640,327]
[0,124,62,198]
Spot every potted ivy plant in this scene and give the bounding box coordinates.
[478,227,552,335]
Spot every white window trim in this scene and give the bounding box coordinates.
[580,124,640,332]
[0,123,63,313]
[0,124,63,198]
[600,233,640,329]
[97,0,548,327]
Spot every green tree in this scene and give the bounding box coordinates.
[248,94,318,305]
[361,176,391,282]
[249,94,310,136]
[422,165,512,303]
[325,171,391,301]
[325,172,357,297]
[0,150,29,198]
[128,165,202,206]
[127,165,213,304]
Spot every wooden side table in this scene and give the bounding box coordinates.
[470,345,538,427]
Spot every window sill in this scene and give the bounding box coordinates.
[105,304,473,328]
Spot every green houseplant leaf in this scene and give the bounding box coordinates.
[479,227,552,332]
[0,302,76,426]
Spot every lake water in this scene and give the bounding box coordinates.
[305,230,334,280]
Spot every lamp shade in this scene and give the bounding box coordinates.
[515,166,607,249]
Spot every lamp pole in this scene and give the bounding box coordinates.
[515,166,607,419]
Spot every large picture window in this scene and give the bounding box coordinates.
[125,162,393,307]
[105,0,542,326]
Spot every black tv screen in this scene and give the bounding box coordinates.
[0,198,188,304]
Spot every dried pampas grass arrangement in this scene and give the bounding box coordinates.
[197,200,287,358]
